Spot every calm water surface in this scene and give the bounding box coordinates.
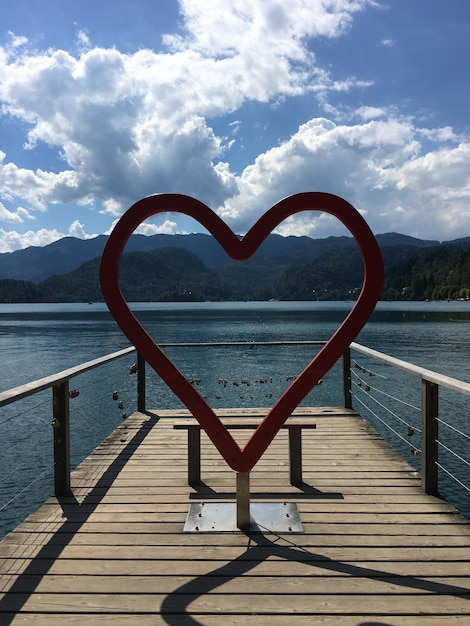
[0,300,469,537]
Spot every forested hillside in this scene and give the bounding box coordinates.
[1,241,469,303]
[382,243,470,301]
[0,279,46,303]
[37,248,227,303]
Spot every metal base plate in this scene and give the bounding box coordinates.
[183,502,303,533]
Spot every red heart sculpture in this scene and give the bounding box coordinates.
[100,192,383,473]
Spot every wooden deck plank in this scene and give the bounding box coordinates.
[1,591,470,615]
[2,557,468,578]
[1,407,469,624]
[3,544,470,563]
[2,574,470,595]
[0,616,466,626]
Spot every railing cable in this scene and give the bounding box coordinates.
[353,391,420,450]
[352,371,421,414]
[0,396,50,428]
[436,417,470,440]
[0,424,47,455]
[0,466,51,512]
[74,368,131,393]
[352,378,421,433]
[436,440,470,469]
[436,462,470,493]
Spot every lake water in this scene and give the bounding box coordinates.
[0,300,469,538]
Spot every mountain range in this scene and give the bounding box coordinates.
[1,232,469,302]
[0,231,450,283]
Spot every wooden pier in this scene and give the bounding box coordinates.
[1,406,469,624]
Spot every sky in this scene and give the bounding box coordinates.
[0,0,469,253]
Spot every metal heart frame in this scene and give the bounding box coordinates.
[100,192,384,473]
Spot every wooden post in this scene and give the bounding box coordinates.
[52,380,71,496]
[421,379,439,496]
[137,352,146,413]
[236,472,251,530]
[289,426,302,485]
[343,347,352,409]
[187,426,201,485]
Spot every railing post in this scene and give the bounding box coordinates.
[421,379,439,496]
[52,380,71,496]
[342,347,352,409]
[137,352,146,413]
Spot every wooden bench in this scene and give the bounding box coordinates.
[173,417,317,486]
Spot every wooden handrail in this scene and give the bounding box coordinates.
[0,346,138,497]
[350,341,470,497]
[0,347,136,409]
[351,341,470,396]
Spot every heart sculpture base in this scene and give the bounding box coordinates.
[184,502,303,533]
[100,192,384,473]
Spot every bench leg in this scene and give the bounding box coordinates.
[187,427,201,485]
[236,472,251,530]
[289,426,302,485]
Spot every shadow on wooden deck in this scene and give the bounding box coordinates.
[0,412,160,624]
[160,530,470,625]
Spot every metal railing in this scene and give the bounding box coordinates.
[0,347,144,497]
[345,342,470,499]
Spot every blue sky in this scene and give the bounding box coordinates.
[0,0,469,252]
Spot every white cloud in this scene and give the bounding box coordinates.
[102,198,124,217]
[0,0,375,226]
[7,32,28,49]
[384,142,470,197]
[135,219,179,236]
[68,219,96,239]
[0,202,34,223]
[418,126,458,143]
[220,117,470,241]
[0,227,64,252]
[168,0,374,53]
[229,120,242,136]
[105,217,180,237]
[355,106,386,121]
[0,151,84,211]
[76,29,92,51]
[0,220,97,252]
